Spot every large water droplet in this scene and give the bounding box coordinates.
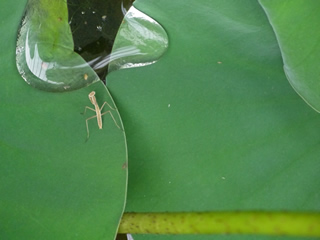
[16,0,100,92]
[16,1,168,91]
[108,7,169,72]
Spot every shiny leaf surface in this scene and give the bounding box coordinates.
[259,0,320,112]
[107,0,320,240]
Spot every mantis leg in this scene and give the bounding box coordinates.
[85,114,98,141]
[100,101,116,111]
[82,106,96,115]
[101,111,121,129]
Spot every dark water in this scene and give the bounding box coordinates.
[67,0,134,80]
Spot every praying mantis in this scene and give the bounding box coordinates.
[82,91,121,140]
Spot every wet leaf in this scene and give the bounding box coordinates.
[16,0,99,92]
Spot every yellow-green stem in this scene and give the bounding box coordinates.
[118,212,320,237]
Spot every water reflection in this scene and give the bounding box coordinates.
[16,1,168,92]
[108,7,169,72]
[68,0,134,80]
[16,0,99,92]
[69,5,169,76]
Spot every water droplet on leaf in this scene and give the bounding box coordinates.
[16,0,100,92]
[108,7,169,72]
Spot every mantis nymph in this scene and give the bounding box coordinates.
[83,91,120,140]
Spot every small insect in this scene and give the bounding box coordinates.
[82,91,120,140]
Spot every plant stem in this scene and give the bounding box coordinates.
[118,211,320,237]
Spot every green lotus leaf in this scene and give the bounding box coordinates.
[259,0,320,112]
[1,1,128,239]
